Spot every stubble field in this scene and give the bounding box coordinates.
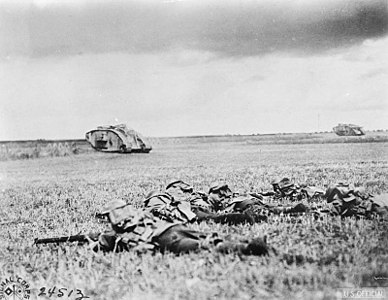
[0,137,387,300]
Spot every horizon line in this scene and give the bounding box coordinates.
[1,129,388,143]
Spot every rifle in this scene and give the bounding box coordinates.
[34,233,100,245]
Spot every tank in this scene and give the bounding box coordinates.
[85,124,152,153]
[333,123,365,136]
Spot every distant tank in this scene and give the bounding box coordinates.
[85,124,152,153]
[333,123,365,136]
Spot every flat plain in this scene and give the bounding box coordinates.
[0,134,387,300]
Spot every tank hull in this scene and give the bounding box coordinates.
[333,124,365,136]
[85,124,152,153]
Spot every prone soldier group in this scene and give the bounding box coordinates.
[36,179,387,260]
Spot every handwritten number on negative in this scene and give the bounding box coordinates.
[37,286,89,299]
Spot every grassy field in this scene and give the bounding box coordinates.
[0,136,387,299]
[1,130,388,161]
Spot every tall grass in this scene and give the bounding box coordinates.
[0,142,80,160]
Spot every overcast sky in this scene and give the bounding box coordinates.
[0,0,387,140]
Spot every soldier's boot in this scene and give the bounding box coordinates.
[215,237,269,256]
[288,203,309,214]
[243,237,270,255]
[211,213,255,225]
[271,203,308,215]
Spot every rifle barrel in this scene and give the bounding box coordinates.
[34,234,93,245]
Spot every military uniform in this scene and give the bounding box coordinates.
[324,183,388,218]
[144,180,254,225]
[143,191,197,223]
[166,180,230,212]
[95,199,269,255]
[223,194,309,222]
[145,180,318,224]
[271,178,324,202]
